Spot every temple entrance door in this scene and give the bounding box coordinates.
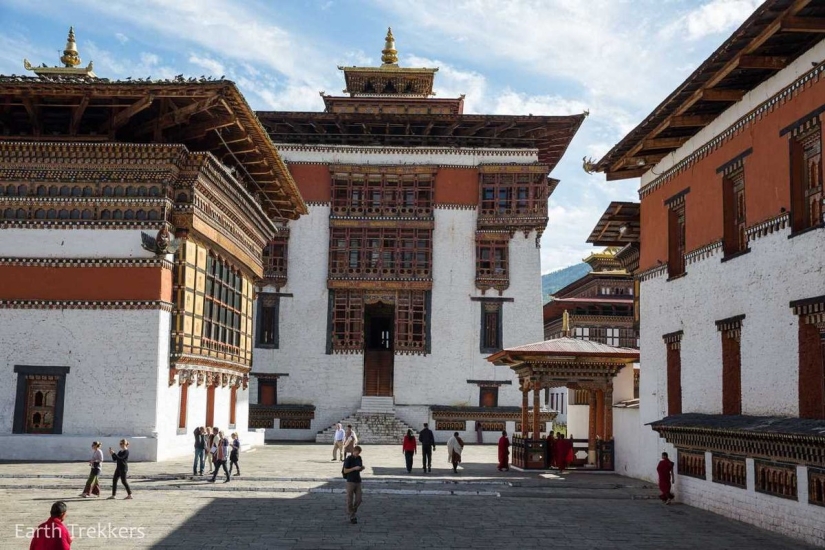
[363,302,394,396]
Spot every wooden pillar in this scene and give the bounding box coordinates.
[521,382,529,436]
[595,390,605,440]
[588,390,597,465]
[532,379,541,441]
[605,381,614,440]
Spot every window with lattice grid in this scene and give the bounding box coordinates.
[203,255,243,349]
[262,230,288,282]
[329,227,431,279]
[331,171,433,217]
[476,240,508,281]
[479,172,546,217]
[396,290,427,354]
[330,290,364,353]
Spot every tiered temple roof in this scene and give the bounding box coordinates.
[3,29,306,220]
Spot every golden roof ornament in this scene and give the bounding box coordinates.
[60,26,81,67]
[24,26,96,78]
[381,27,398,66]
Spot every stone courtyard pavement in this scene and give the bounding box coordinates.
[0,443,816,549]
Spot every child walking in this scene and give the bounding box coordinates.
[80,441,103,497]
[229,432,241,476]
[108,439,133,500]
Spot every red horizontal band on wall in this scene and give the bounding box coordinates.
[0,265,172,302]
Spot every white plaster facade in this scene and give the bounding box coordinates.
[610,43,825,540]
[254,149,546,442]
[0,229,263,462]
[0,306,263,461]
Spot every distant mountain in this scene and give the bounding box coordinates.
[542,263,591,302]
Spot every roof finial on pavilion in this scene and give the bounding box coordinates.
[23,26,96,78]
[562,310,570,337]
[60,27,81,68]
[381,27,398,66]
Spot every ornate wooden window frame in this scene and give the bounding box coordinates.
[203,254,244,351]
[787,121,824,235]
[809,467,825,507]
[329,226,432,281]
[479,386,499,408]
[790,296,825,419]
[665,189,689,279]
[479,169,547,218]
[479,300,503,354]
[663,331,683,415]
[330,167,434,218]
[716,315,744,415]
[12,365,70,434]
[475,234,509,293]
[255,293,280,349]
[262,227,289,289]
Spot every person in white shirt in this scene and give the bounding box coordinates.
[332,423,346,462]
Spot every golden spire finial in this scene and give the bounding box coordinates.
[562,310,570,336]
[60,26,81,68]
[381,27,398,65]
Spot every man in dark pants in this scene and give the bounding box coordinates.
[419,423,436,473]
[343,446,365,524]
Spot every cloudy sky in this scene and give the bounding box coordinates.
[0,0,761,272]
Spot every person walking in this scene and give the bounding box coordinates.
[446,432,464,473]
[419,422,435,473]
[193,427,205,476]
[332,423,346,462]
[205,427,215,475]
[401,429,417,473]
[343,425,358,461]
[229,432,241,477]
[657,451,676,504]
[342,445,365,524]
[497,430,510,471]
[108,439,132,500]
[80,441,103,497]
[476,421,483,444]
[29,501,72,550]
[546,431,556,469]
[209,431,230,483]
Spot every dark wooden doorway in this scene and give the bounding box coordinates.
[364,302,394,396]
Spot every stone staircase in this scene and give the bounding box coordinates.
[315,397,418,444]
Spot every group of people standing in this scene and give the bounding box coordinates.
[331,423,359,462]
[397,424,461,473]
[193,426,240,482]
[80,439,132,499]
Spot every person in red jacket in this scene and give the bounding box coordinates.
[402,429,417,473]
[29,501,72,550]
[497,430,510,471]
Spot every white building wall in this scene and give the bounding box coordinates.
[0,308,167,461]
[620,220,825,536]
[253,151,545,441]
[0,228,158,259]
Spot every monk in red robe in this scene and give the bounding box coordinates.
[546,432,556,468]
[497,430,510,471]
[555,433,573,473]
[657,452,675,504]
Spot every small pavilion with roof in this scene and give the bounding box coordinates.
[487,337,639,469]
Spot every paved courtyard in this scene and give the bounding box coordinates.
[0,443,816,549]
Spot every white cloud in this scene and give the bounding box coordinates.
[189,53,224,77]
[670,0,762,41]
[115,32,128,44]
